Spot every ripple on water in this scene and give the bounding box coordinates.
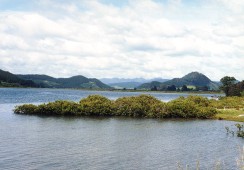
[0,88,239,170]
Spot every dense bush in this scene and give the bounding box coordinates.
[148,102,168,118]
[185,95,210,107]
[14,95,220,119]
[79,95,113,116]
[114,95,161,117]
[167,98,199,118]
[196,107,217,119]
[166,96,217,118]
[38,101,81,116]
[114,96,142,117]
[14,101,80,116]
[14,104,38,115]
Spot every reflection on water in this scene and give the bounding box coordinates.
[0,88,240,170]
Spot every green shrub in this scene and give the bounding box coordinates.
[148,102,168,118]
[167,98,199,118]
[167,97,217,118]
[14,101,81,116]
[114,95,161,117]
[14,104,38,115]
[114,96,141,117]
[14,94,220,119]
[48,101,81,116]
[37,101,80,116]
[186,95,210,107]
[79,95,113,116]
[196,107,217,119]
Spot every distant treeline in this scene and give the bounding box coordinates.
[149,84,209,92]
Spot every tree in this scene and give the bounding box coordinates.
[151,85,157,91]
[220,76,236,96]
[228,85,241,96]
[228,80,244,96]
[181,85,188,91]
[167,85,176,91]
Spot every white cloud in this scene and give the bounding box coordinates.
[0,0,243,81]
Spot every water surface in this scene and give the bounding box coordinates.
[0,88,242,170]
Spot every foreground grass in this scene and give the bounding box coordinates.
[216,109,244,122]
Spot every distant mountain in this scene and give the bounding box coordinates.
[0,69,37,87]
[100,77,168,84]
[100,78,146,84]
[100,77,168,89]
[18,74,111,89]
[138,72,219,90]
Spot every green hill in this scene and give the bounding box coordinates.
[0,69,37,87]
[164,72,212,86]
[138,72,219,90]
[18,74,111,89]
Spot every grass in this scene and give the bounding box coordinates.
[215,109,244,122]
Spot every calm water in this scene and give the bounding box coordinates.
[0,88,242,169]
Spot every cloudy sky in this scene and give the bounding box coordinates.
[0,0,243,80]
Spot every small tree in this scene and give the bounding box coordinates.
[167,85,176,91]
[220,76,236,96]
[181,85,188,91]
[151,85,157,91]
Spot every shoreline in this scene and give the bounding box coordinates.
[0,86,224,95]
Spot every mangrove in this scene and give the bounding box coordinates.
[14,95,243,120]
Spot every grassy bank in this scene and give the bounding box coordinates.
[210,96,244,122]
[216,109,244,122]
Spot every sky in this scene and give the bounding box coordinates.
[0,0,243,81]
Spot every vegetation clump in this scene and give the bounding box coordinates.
[79,95,113,116]
[166,96,217,119]
[14,95,222,119]
[14,101,81,116]
[114,95,162,117]
[14,95,244,122]
[225,123,244,138]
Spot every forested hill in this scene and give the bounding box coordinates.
[18,74,111,89]
[0,69,37,87]
[138,72,219,90]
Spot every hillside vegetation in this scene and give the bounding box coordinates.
[17,74,111,89]
[0,69,37,87]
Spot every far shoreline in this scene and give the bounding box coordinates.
[0,86,224,95]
